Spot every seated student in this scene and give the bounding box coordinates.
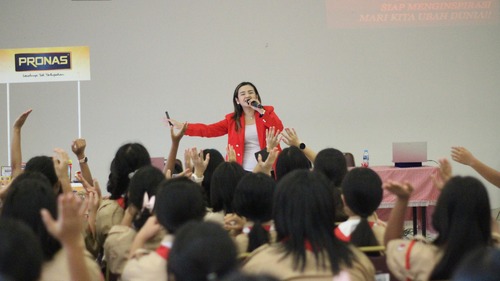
[313,148,350,222]
[103,166,166,276]
[121,177,206,281]
[184,148,225,208]
[205,161,246,225]
[1,171,102,281]
[84,142,151,262]
[335,168,385,247]
[41,192,100,281]
[168,221,239,281]
[0,217,44,281]
[274,146,311,181]
[451,146,500,188]
[232,172,277,254]
[243,170,375,280]
[384,174,495,281]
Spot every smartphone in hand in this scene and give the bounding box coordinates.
[165,111,173,126]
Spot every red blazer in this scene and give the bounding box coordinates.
[185,106,284,165]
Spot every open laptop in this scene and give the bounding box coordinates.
[392,142,427,168]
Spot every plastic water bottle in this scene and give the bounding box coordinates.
[362,149,369,167]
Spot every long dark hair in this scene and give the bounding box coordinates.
[210,162,246,214]
[25,156,61,194]
[107,143,151,201]
[430,176,492,280]
[231,81,261,132]
[274,170,354,274]
[0,217,44,281]
[127,166,165,229]
[341,167,383,247]
[168,221,238,281]
[1,172,61,261]
[313,148,347,187]
[154,177,206,234]
[200,148,225,207]
[233,172,276,252]
[274,146,311,181]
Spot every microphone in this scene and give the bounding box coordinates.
[247,99,263,109]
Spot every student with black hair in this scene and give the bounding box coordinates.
[0,217,43,281]
[121,177,206,281]
[1,171,102,281]
[197,148,225,206]
[168,221,238,281]
[103,165,165,276]
[205,161,246,225]
[334,168,385,247]
[313,148,350,222]
[243,170,375,280]
[86,142,151,261]
[232,172,276,254]
[384,174,496,281]
[274,146,311,181]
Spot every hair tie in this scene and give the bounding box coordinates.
[142,193,155,212]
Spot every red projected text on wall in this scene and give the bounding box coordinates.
[326,0,499,28]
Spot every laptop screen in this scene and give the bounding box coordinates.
[392,142,427,163]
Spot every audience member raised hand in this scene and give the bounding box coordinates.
[451,146,500,188]
[383,180,414,246]
[253,147,279,176]
[189,147,209,180]
[280,127,317,162]
[71,138,93,184]
[431,158,452,190]
[40,192,92,281]
[265,126,281,152]
[53,148,72,194]
[226,144,237,162]
[11,109,33,178]
[128,216,162,259]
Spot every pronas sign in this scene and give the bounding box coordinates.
[15,52,71,72]
[0,46,90,83]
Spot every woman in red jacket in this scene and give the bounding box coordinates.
[169,82,284,171]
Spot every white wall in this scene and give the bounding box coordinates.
[1,0,499,207]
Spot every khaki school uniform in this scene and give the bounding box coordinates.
[85,199,125,257]
[121,235,174,281]
[242,243,375,281]
[103,225,165,275]
[41,248,103,281]
[386,239,443,281]
[234,222,277,254]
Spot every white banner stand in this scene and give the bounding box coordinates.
[1,46,90,166]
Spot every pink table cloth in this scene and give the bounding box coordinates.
[371,166,440,235]
[371,166,440,208]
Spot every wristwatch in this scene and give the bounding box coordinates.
[79,156,88,164]
[299,143,306,150]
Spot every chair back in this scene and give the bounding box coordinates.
[343,152,355,167]
[358,246,395,281]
